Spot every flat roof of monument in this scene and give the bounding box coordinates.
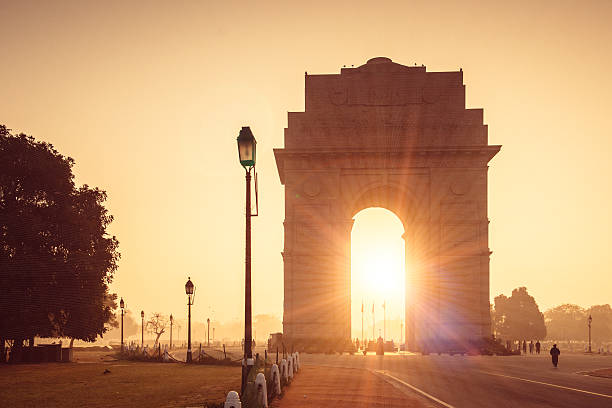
[304,57,463,78]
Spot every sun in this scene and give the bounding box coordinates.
[358,244,404,296]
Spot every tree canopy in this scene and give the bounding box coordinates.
[492,287,546,341]
[0,125,120,344]
[544,303,612,342]
[544,303,588,341]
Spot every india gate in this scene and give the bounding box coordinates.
[274,57,500,352]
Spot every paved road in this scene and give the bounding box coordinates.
[300,353,612,408]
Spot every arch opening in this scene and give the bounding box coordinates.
[351,207,406,348]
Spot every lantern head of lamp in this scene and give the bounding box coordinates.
[141,310,144,319]
[170,314,173,323]
[185,277,195,300]
[588,314,593,324]
[120,298,124,309]
[237,126,257,169]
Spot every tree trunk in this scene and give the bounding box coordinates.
[69,338,75,349]
[154,332,163,348]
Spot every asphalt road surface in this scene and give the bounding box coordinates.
[300,352,612,408]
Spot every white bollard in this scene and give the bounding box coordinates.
[255,372,269,408]
[295,352,300,371]
[293,352,299,372]
[287,356,294,379]
[224,391,241,408]
[270,364,281,395]
[280,358,288,382]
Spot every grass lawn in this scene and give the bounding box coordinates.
[0,351,241,407]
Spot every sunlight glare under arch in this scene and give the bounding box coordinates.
[351,208,406,343]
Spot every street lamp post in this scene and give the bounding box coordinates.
[120,298,125,353]
[207,318,210,347]
[185,277,195,363]
[237,126,258,394]
[170,314,173,350]
[588,314,593,353]
[140,311,145,349]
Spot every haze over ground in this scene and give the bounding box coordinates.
[1,0,611,337]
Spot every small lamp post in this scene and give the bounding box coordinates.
[588,314,593,353]
[120,298,125,353]
[169,314,174,350]
[141,310,145,349]
[237,126,257,394]
[185,277,195,363]
[207,318,211,347]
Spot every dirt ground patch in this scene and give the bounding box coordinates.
[583,368,612,378]
[0,352,240,407]
[270,366,433,408]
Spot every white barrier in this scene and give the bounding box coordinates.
[294,352,300,371]
[287,356,294,379]
[255,372,269,408]
[280,358,288,382]
[270,363,281,395]
[224,391,241,408]
[290,353,297,372]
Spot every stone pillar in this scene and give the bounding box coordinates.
[403,231,415,351]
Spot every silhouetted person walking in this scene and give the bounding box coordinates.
[529,341,534,354]
[535,340,541,354]
[522,340,527,354]
[550,344,560,367]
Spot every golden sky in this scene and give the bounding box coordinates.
[1,0,611,333]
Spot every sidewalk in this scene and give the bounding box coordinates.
[270,365,433,408]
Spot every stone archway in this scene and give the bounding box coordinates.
[274,57,500,351]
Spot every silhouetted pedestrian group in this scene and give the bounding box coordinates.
[516,339,541,354]
[509,339,560,367]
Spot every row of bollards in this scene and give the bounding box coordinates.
[224,352,300,408]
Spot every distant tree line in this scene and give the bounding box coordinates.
[491,286,612,343]
[0,125,119,357]
[545,304,612,343]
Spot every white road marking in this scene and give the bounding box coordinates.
[482,371,612,399]
[373,370,456,408]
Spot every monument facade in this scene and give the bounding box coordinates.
[274,57,500,351]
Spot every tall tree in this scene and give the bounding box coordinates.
[544,304,587,341]
[493,287,546,341]
[0,125,120,346]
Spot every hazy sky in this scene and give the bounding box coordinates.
[1,0,611,332]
